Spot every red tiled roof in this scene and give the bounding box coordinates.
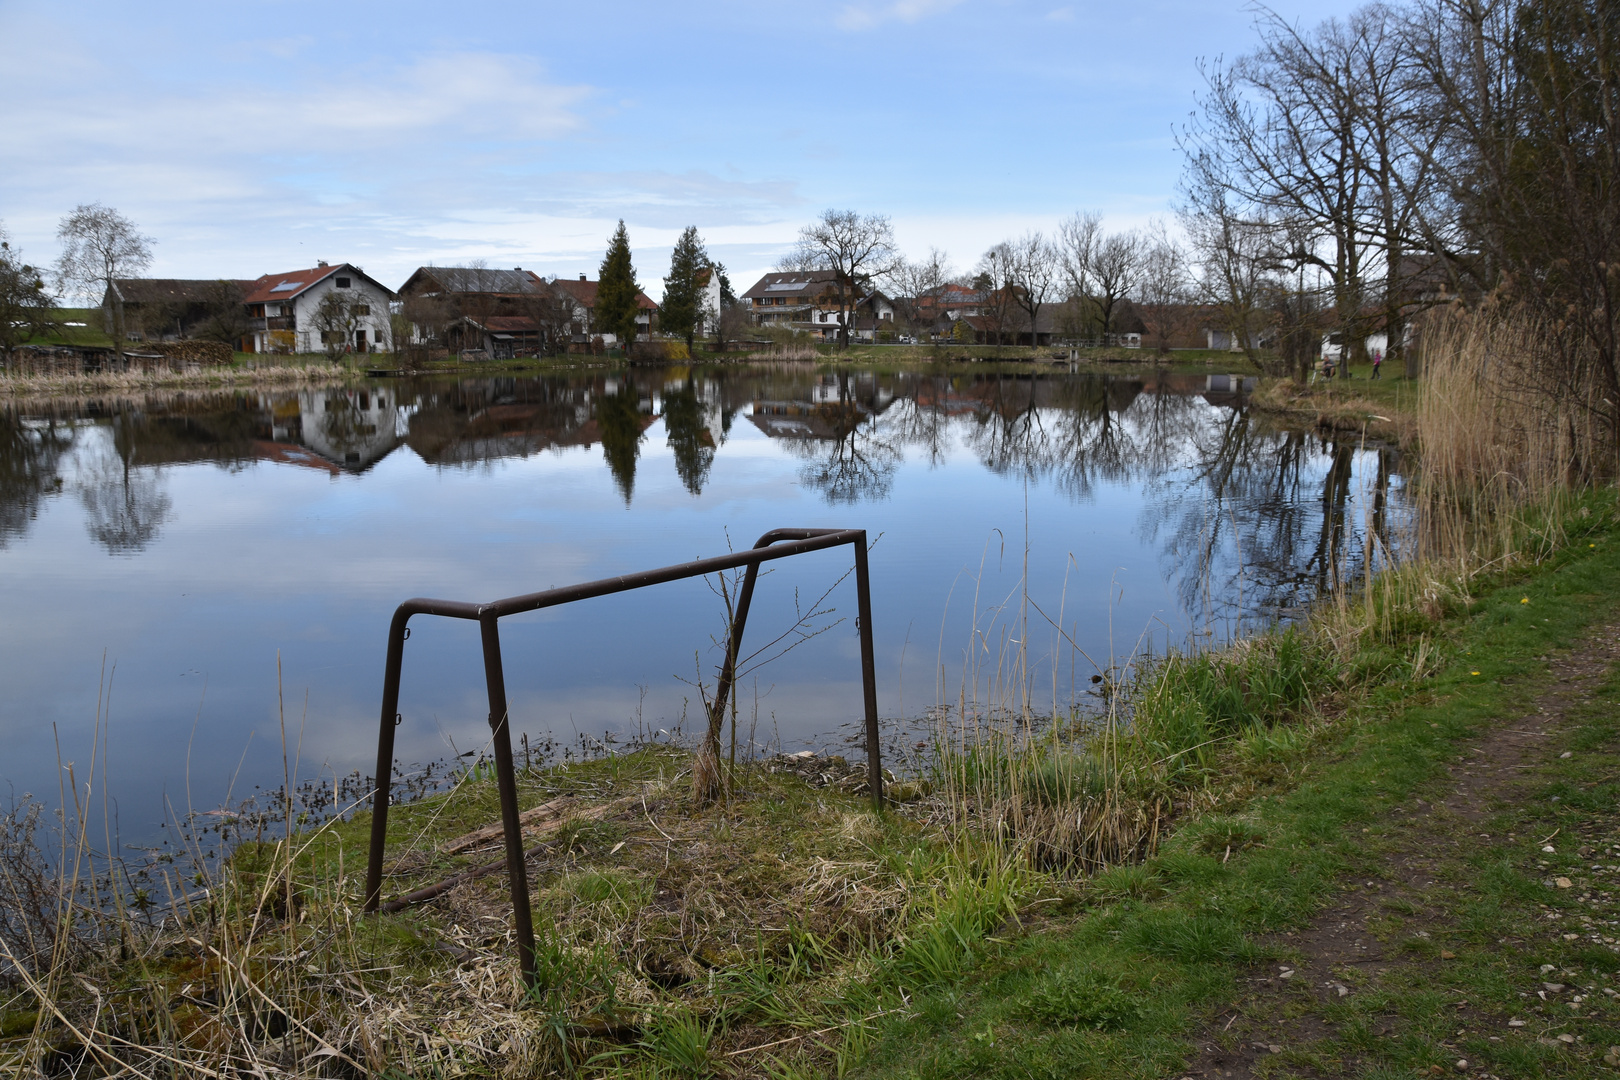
[241,265,341,305]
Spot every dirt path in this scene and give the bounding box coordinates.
[1174,625,1620,1079]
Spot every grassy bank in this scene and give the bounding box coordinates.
[853,496,1620,1080]
[1250,364,1421,446]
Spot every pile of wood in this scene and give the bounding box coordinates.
[2,345,110,376]
[137,340,234,365]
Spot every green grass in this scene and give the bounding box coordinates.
[849,494,1620,1080]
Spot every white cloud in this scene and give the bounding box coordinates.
[835,0,966,31]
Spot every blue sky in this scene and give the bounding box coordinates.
[0,0,1348,299]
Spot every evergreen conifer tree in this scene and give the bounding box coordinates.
[596,220,642,349]
[660,226,709,351]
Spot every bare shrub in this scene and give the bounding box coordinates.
[0,793,75,989]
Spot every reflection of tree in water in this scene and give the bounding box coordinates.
[77,421,173,555]
[785,375,900,504]
[317,391,378,458]
[597,388,648,505]
[1140,411,1400,634]
[661,377,715,496]
[0,412,74,546]
[946,374,1190,498]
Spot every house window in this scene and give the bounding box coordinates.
[335,277,352,289]
[354,305,370,316]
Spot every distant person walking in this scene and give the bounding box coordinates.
[1371,349,1383,380]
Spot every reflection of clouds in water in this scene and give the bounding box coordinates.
[76,445,173,555]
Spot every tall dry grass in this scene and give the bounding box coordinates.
[1413,307,1611,566]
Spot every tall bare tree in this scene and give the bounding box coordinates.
[1006,231,1059,346]
[887,248,952,343]
[55,203,153,357]
[1136,222,1192,355]
[784,210,898,348]
[1056,212,1145,341]
[973,244,1020,349]
[1178,151,1277,369]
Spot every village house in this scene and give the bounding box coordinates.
[550,274,658,347]
[742,271,896,342]
[241,262,396,354]
[396,266,561,357]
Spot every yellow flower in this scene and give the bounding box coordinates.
[1471,670,1481,675]
[1521,597,1530,604]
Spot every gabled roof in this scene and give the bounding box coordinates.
[551,277,657,310]
[741,272,896,307]
[398,267,549,296]
[108,279,253,305]
[241,264,395,306]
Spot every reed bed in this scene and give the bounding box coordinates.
[0,363,349,399]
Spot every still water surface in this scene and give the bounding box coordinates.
[0,364,1401,847]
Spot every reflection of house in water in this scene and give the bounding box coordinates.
[1200,374,1259,409]
[403,381,658,469]
[748,373,895,441]
[259,389,406,472]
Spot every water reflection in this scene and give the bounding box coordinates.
[0,367,1402,607]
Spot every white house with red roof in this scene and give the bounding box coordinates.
[241,261,396,354]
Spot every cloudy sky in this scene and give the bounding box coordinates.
[0,0,1346,299]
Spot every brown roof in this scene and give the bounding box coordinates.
[482,316,540,332]
[110,279,253,305]
[552,277,657,310]
[398,267,549,297]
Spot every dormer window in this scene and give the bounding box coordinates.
[335,276,351,289]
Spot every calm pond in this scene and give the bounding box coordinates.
[0,363,1401,847]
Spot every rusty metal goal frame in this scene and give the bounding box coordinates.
[361,527,882,988]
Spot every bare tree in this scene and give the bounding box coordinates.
[1056,212,1144,341]
[1136,222,1192,355]
[312,291,365,360]
[55,204,153,357]
[1182,8,1420,374]
[784,210,898,348]
[191,281,249,347]
[1056,211,1103,336]
[887,248,952,343]
[1088,230,1146,342]
[1178,149,1277,369]
[974,244,1021,349]
[1007,232,1059,346]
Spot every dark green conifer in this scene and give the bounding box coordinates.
[596,220,642,348]
[660,226,710,351]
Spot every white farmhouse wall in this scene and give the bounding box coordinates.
[291,274,395,354]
